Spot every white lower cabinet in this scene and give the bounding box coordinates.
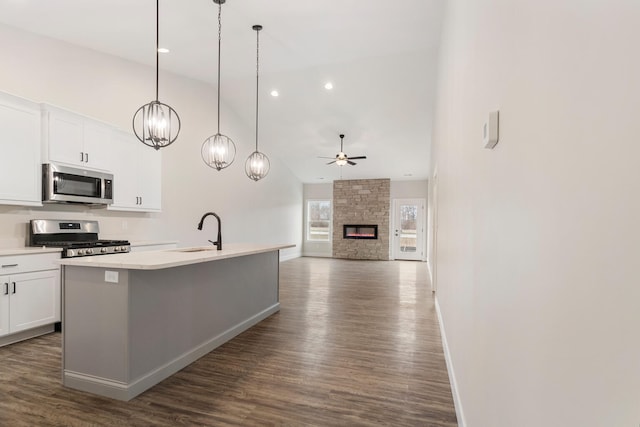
[1,271,60,335]
[0,253,60,344]
[108,130,162,212]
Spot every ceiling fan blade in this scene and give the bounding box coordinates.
[348,156,367,160]
[326,160,336,165]
[347,160,357,165]
[318,156,336,159]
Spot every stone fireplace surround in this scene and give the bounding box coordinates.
[332,179,390,260]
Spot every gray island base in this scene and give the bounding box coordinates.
[60,244,292,401]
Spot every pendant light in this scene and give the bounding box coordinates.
[245,24,270,181]
[201,0,236,171]
[132,0,181,150]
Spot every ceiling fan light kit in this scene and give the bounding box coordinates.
[245,24,270,181]
[320,134,367,167]
[201,0,236,171]
[132,0,181,150]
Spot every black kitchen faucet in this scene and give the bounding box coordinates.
[197,212,222,250]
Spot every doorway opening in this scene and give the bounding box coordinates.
[392,198,425,261]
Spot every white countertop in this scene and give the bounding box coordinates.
[57,243,295,270]
[128,240,178,247]
[0,247,63,256]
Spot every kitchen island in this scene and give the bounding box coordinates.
[58,243,294,401]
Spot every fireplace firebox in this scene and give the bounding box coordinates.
[343,224,378,240]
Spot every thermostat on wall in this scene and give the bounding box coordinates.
[483,110,499,149]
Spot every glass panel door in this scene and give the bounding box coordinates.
[393,199,425,261]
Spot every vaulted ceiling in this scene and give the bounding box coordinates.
[0,0,444,183]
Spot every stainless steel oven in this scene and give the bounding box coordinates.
[42,163,113,205]
[29,219,130,258]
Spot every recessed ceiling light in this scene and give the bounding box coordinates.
[270,90,279,97]
[157,47,170,53]
[324,82,333,90]
[404,173,413,177]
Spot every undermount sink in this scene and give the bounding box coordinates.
[173,247,218,253]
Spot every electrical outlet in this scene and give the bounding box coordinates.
[105,270,119,283]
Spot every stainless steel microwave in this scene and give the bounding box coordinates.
[42,163,113,205]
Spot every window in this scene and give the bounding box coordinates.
[307,200,331,241]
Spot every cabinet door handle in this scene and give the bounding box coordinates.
[3,283,7,295]
[85,152,89,163]
[1,264,18,268]
[140,196,143,205]
[80,151,84,162]
[11,282,16,294]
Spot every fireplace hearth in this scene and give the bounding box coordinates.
[343,224,378,240]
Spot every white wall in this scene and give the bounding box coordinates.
[0,24,302,259]
[431,1,640,426]
[390,180,428,200]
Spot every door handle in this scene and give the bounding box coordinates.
[3,283,7,295]
[11,282,16,294]
[1,264,18,268]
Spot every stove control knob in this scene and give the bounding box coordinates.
[101,248,108,253]
[78,249,85,255]
[114,247,120,252]
[86,248,93,255]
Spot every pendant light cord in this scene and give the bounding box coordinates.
[217,1,222,134]
[155,0,159,101]
[255,29,260,152]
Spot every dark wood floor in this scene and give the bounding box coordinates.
[0,257,457,426]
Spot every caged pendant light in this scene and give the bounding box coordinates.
[245,24,270,181]
[132,0,181,150]
[201,0,236,171]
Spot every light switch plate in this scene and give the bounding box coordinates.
[483,110,499,149]
[105,270,119,283]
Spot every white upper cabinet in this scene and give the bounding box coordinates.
[0,92,42,206]
[41,104,111,171]
[108,130,162,212]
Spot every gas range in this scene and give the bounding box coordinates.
[29,220,130,258]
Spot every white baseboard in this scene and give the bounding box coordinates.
[280,250,302,262]
[435,297,466,427]
[0,324,55,348]
[301,252,332,258]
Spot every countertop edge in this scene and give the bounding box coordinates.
[57,244,296,270]
[0,247,63,256]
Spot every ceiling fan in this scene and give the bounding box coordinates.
[319,134,367,166]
